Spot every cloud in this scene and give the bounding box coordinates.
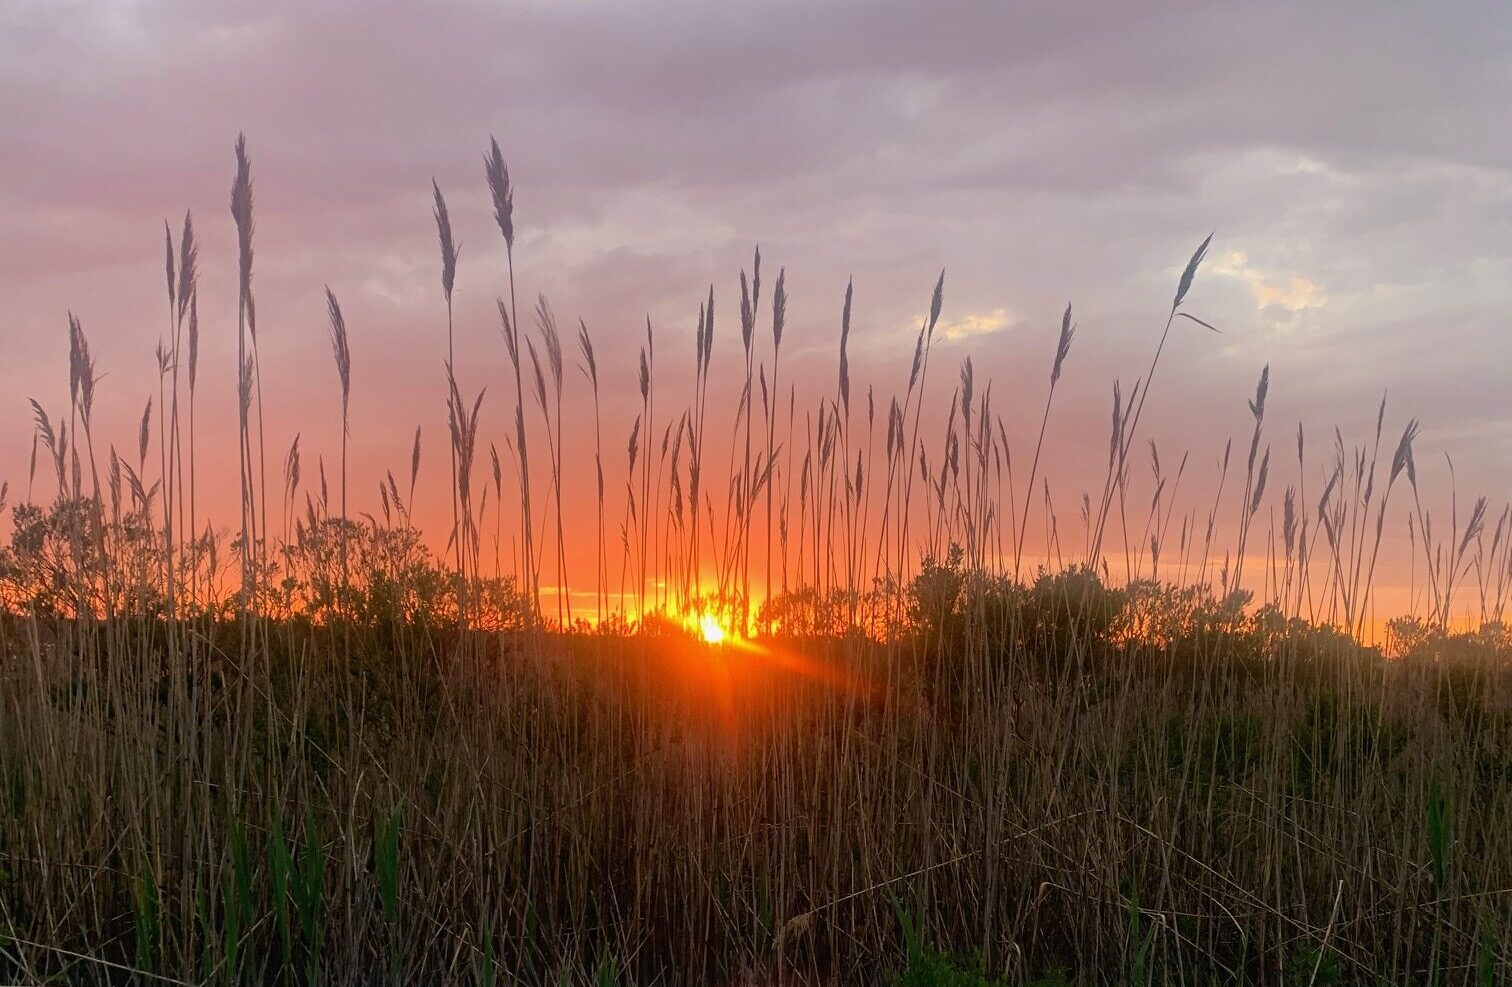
[936,308,1015,342]
[1210,250,1327,321]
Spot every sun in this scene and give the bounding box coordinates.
[699,614,727,644]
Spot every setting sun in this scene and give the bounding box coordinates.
[699,614,727,644]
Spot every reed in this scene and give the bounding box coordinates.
[486,136,536,619]
[1015,304,1074,578]
[324,287,352,627]
[528,295,568,624]
[432,179,464,590]
[577,319,608,623]
[229,135,259,610]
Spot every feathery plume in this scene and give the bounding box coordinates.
[139,398,152,466]
[838,277,851,415]
[325,287,352,422]
[484,137,514,249]
[927,270,945,337]
[1391,419,1420,486]
[164,220,176,313]
[230,134,255,303]
[1173,232,1213,310]
[1248,364,1270,421]
[187,289,199,391]
[1051,302,1074,387]
[577,318,598,389]
[177,210,198,324]
[411,425,422,493]
[432,179,458,302]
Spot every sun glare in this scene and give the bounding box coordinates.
[699,614,727,644]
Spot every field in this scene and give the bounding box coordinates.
[0,138,1508,985]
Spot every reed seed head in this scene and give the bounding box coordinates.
[164,220,176,313]
[484,136,514,250]
[1051,302,1074,387]
[928,270,944,338]
[188,289,199,392]
[1391,419,1419,487]
[325,287,352,418]
[432,179,458,302]
[1174,232,1213,311]
[230,134,255,301]
[838,277,851,414]
[138,398,152,466]
[773,267,787,353]
[177,210,198,324]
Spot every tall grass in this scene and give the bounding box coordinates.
[0,136,1507,985]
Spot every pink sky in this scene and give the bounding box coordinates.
[3,1,1510,623]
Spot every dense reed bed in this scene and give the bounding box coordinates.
[0,136,1508,985]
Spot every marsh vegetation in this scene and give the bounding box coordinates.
[0,137,1507,985]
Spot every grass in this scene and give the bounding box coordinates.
[0,135,1507,984]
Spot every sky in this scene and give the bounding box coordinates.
[2,0,1510,619]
